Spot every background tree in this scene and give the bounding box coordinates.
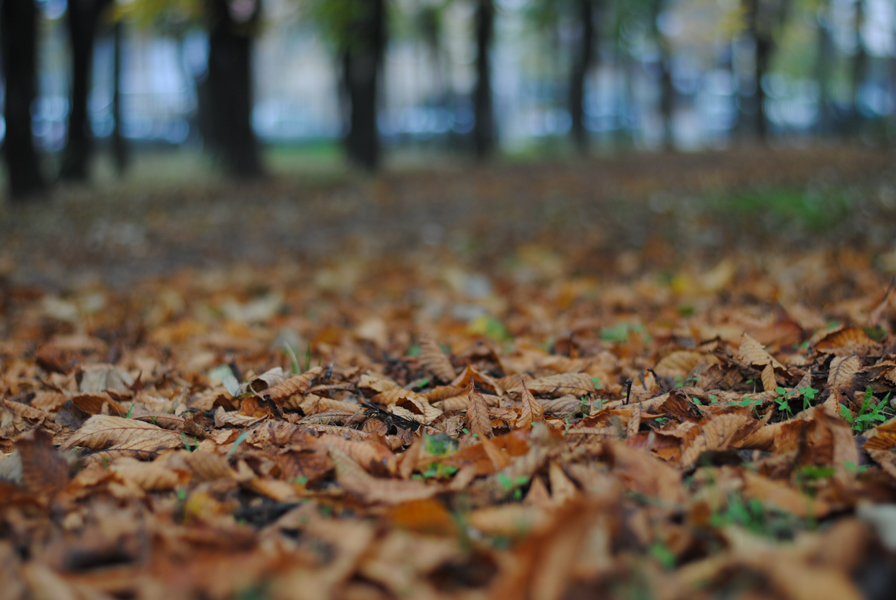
[847,0,868,137]
[115,0,263,177]
[473,0,495,159]
[60,0,114,181]
[204,0,265,177]
[738,0,791,142]
[813,0,835,135]
[568,0,598,154]
[647,0,674,150]
[526,0,601,154]
[1,0,46,199]
[308,0,387,170]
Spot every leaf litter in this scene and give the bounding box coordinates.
[2,150,896,599]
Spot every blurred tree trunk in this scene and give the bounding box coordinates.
[739,0,789,143]
[473,0,495,159]
[568,0,595,155]
[205,0,264,178]
[848,0,868,137]
[1,0,46,200]
[741,0,769,142]
[814,0,834,135]
[342,0,385,170]
[60,0,112,182]
[111,21,128,176]
[649,0,674,150]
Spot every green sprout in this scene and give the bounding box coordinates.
[800,386,818,411]
[840,387,890,433]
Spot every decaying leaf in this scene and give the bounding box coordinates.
[6,159,896,599]
[515,380,544,430]
[61,415,183,456]
[16,429,68,497]
[263,367,324,402]
[417,335,456,382]
[465,380,493,438]
[329,446,437,504]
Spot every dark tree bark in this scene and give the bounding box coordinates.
[568,0,595,155]
[739,0,790,143]
[473,0,495,159]
[848,0,868,137]
[740,0,769,142]
[1,0,47,200]
[814,0,834,135]
[649,0,674,150]
[60,0,112,182]
[205,0,264,179]
[111,20,128,176]
[753,32,772,141]
[342,0,386,170]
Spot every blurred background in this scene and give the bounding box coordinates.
[2,0,896,197]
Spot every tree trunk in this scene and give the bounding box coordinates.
[342,0,385,170]
[473,0,495,160]
[814,0,834,135]
[848,0,868,137]
[568,0,594,155]
[60,0,110,181]
[205,0,264,179]
[650,0,674,150]
[740,0,776,143]
[1,0,46,200]
[754,33,771,142]
[111,20,128,176]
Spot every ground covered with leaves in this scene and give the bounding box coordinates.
[3,146,896,600]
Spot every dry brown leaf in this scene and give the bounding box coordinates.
[468,504,551,537]
[741,469,831,518]
[465,380,493,438]
[654,350,719,378]
[814,326,878,354]
[61,415,183,454]
[424,385,465,402]
[827,355,862,397]
[525,373,594,398]
[432,393,469,412]
[760,363,778,392]
[317,434,397,474]
[451,365,503,396]
[214,406,266,428]
[548,462,578,505]
[110,457,183,491]
[371,388,426,406]
[863,419,896,451]
[608,442,685,505]
[263,367,324,402]
[417,335,456,382]
[328,446,437,504]
[736,333,790,385]
[393,396,442,424]
[185,450,237,481]
[78,363,134,394]
[358,372,400,394]
[16,429,68,497]
[515,380,544,430]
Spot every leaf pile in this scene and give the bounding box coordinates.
[3,146,896,599]
[3,243,896,600]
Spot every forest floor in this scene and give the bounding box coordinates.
[2,144,896,600]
